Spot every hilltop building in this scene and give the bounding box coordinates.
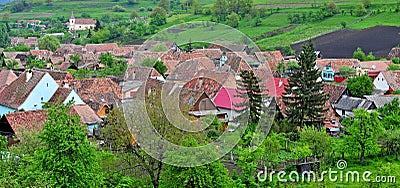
[66,11,96,31]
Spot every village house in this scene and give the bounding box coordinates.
[0,69,18,93]
[10,37,38,48]
[85,43,118,54]
[335,95,375,118]
[120,66,164,99]
[0,70,59,116]
[74,78,122,118]
[373,71,400,94]
[365,95,400,108]
[67,11,96,31]
[388,47,400,59]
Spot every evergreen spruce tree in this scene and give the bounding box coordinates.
[282,41,328,129]
[235,69,263,124]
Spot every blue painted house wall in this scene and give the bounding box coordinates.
[19,73,59,111]
[64,90,85,105]
[322,66,335,82]
[0,105,15,116]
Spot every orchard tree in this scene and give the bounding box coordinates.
[346,74,373,97]
[382,129,400,160]
[38,35,60,51]
[378,98,400,130]
[158,0,170,11]
[299,126,332,158]
[353,47,366,61]
[227,12,239,28]
[283,41,328,128]
[130,10,139,19]
[213,0,228,21]
[2,12,10,22]
[342,109,384,164]
[35,101,103,187]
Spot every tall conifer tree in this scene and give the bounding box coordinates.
[282,41,327,128]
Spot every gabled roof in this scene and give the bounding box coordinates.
[183,77,223,99]
[335,95,373,111]
[265,78,288,97]
[167,59,208,82]
[365,95,400,108]
[2,110,46,135]
[85,43,118,53]
[48,87,73,103]
[358,60,391,72]
[316,59,360,73]
[192,49,223,59]
[0,69,18,87]
[382,71,400,91]
[213,87,245,110]
[70,104,102,124]
[112,46,135,57]
[255,51,283,70]
[0,70,46,109]
[30,50,52,59]
[74,78,122,112]
[222,56,252,73]
[323,84,348,104]
[33,68,74,82]
[74,18,96,25]
[123,66,162,82]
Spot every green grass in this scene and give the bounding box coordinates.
[349,12,400,29]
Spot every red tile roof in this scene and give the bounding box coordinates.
[358,60,391,72]
[85,43,118,53]
[323,84,348,104]
[70,104,102,124]
[316,59,360,73]
[213,87,245,110]
[0,69,18,87]
[192,49,223,59]
[265,78,288,97]
[3,110,46,135]
[30,50,53,59]
[74,18,96,25]
[74,78,122,112]
[183,77,223,99]
[48,87,73,103]
[382,71,400,91]
[0,70,46,109]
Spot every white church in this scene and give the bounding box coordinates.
[66,11,96,31]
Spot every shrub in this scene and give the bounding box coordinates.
[147,7,153,12]
[353,47,366,61]
[392,58,400,64]
[113,5,126,12]
[139,7,145,12]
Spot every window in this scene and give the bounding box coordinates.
[41,97,44,101]
[342,110,345,116]
[47,83,49,87]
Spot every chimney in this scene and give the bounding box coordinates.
[26,70,33,82]
[278,79,283,87]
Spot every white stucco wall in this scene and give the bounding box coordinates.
[64,90,85,105]
[373,72,389,92]
[19,73,59,111]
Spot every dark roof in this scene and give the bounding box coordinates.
[335,95,373,111]
[33,68,74,81]
[323,84,348,104]
[222,56,251,73]
[365,95,400,108]
[0,70,46,109]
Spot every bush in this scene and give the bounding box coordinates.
[113,5,126,12]
[391,58,400,64]
[366,52,376,61]
[139,7,145,12]
[388,64,400,70]
[353,47,366,61]
[147,7,153,12]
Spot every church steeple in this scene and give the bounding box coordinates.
[70,11,75,19]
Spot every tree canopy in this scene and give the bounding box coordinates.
[346,74,373,97]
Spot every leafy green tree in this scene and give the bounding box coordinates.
[227,12,239,28]
[353,47,366,61]
[382,129,400,160]
[326,2,339,14]
[362,0,371,8]
[275,62,286,77]
[5,60,18,70]
[0,23,10,48]
[338,66,355,77]
[113,5,127,12]
[299,126,331,158]
[355,4,367,16]
[283,42,328,128]
[161,137,234,187]
[341,21,347,28]
[2,12,10,22]
[69,54,81,68]
[212,0,228,21]
[90,29,111,43]
[153,60,168,78]
[388,64,400,70]
[130,10,139,19]
[366,52,376,61]
[38,35,60,51]
[35,101,103,187]
[151,43,168,52]
[158,0,170,11]
[342,109,384,164]
[346,74,373,97]
[150,7,167,26]
[378,98,400,130]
